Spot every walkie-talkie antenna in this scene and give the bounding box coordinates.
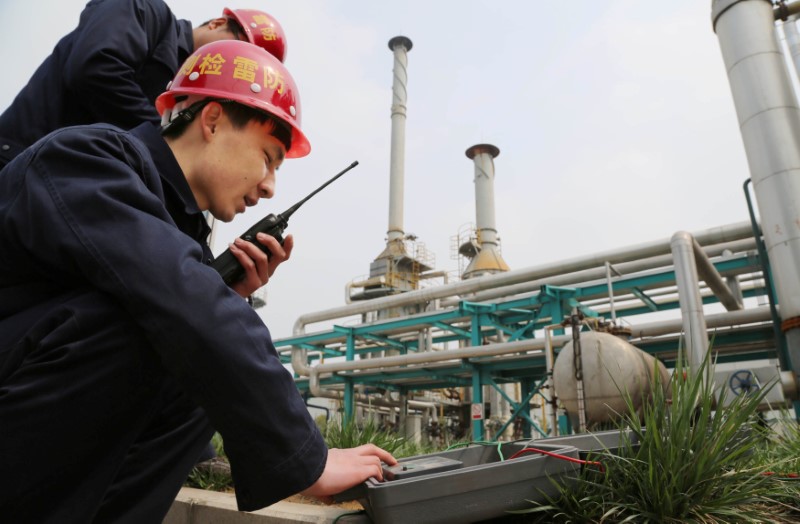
[280,160,359,220]
[212,160,360,285]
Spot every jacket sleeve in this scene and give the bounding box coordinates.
[62,0,176,128]
[1,127,327,511]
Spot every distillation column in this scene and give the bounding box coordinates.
[712,0,800,383]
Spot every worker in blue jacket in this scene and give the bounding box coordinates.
[0,39,395,522]
[0,0,289,169]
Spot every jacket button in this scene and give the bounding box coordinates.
[1,144,9,151]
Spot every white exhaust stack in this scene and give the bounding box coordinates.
[462,144,510,279]
[712,0,800,380]
[387,36,413,245]
[350,35,433,302]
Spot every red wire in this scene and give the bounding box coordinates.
[509,447,605,473]
[762,471,800,478]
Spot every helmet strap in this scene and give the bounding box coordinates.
[160,98,233,135]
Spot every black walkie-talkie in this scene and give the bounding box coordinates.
[213,160,359,285]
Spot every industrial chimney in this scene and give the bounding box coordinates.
[386,36,412,245]
[460,144,510,279]
[348,36,433,303]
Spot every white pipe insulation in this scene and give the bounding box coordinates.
[442,237,756,307]
[782,17,800,81]
[713,0,800,379]
[291,221,754,376]
[307,306,778,401]
[670,230,743,376]
[671,231,711,376]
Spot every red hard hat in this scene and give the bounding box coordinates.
[156,40,310,158]
[223,8,287,63]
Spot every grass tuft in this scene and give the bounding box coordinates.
[517,348,800,523]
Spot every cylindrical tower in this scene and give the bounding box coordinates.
[462,144,510,279]
[387,36,413,244]
[712,0,800,382]
[349,36,433,305]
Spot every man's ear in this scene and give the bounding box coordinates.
[199,102,224,142]
[206,17,228,30]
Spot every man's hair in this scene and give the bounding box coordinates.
[223,17,246,41]
[198,17,246,41]
[161,99,292,152]
[223,102,292,151]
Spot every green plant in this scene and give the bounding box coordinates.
[518,349,800,523]
[184,433,233,492]
[754,410,800,473]
[322,416,408,456]
[184,417,458,493]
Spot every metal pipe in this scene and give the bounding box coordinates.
[722,249,745,305]
[442,237,756,308]
[690,236,743,311]
[774,1,800,20]
[781,16,800,82]
[713,0,800,382]
[588,278,765,318]
[569,311,587,433]
[307,307,773,401]
[671,231,710,376]
[281,258,762,360]
[543,324,562,435]
[605,262,617,322]
[314,310,768,375]
[292,221,754,375]
[307,374,440,415]
[627,305,770,338]
[386,36,412,244]
[743,179,789,368]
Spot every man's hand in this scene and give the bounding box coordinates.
[227,233,294,299]
[301,445,398,503]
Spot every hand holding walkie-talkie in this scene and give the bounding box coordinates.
[213,161,359,285]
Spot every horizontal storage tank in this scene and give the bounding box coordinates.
[553,331,671,426]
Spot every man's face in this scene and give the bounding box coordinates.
[198,115,286,222]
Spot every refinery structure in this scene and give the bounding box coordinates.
[252,0,800,445]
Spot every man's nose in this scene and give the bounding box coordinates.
[258,173,275,199]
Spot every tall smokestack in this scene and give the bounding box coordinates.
[349,35,432,302]
[387,36,413,244]
[462,144,510,279]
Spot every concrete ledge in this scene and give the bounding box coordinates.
[164,487,370,524]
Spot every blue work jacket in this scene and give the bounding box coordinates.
[0,0,193,166]
[0,123,327,511]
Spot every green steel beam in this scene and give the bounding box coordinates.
[631,287,659,311]
[357,332,408,351]
[431,321,471,338]
[275,254,776,420]
[489,377,548,439]
[469,363,484,441]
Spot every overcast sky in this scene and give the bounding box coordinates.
[1,1,765,339]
